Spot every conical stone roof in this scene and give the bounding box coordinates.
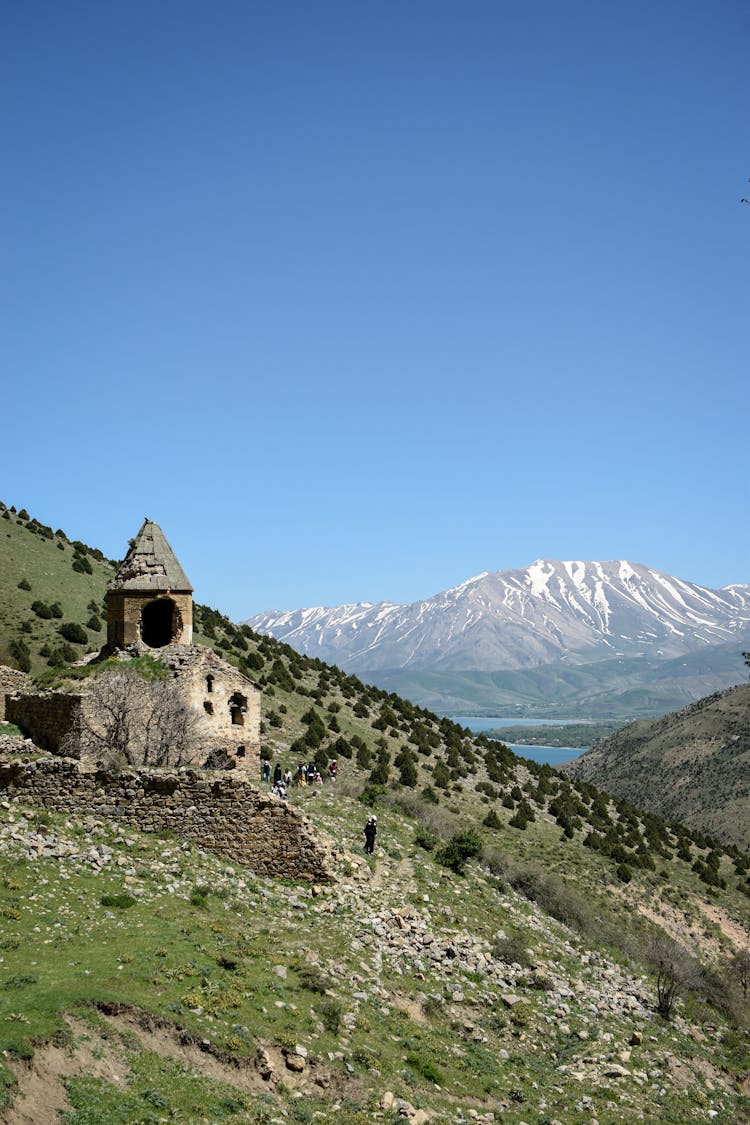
[109,519,193,593]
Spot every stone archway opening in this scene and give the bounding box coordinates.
[141,598,180,648]
[229,692,247,726]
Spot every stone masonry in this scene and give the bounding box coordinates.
[0,756,334,882]
[0,666,31,723]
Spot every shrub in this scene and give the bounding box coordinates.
[316,996,342,1035]
[432,761,450,789]
[100,893,136,910]
[9,639,31,673]
[405,1053,444,1085]
[647,936,702,1019]
[355,742,372,769]
[414,829,438,852]
[59,622,88,645]
[17,579,31,591]
[86,615,102,632]
[435,830,482,875]
[31,601,52,619]
[492,932,531,967]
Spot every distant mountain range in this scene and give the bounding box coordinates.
[246,560,750,718]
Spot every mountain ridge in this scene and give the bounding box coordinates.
[246,559,750,717]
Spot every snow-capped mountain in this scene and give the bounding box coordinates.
[245,561,750,676]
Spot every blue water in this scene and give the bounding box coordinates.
[505,744,583,766]
[448,716,584,766]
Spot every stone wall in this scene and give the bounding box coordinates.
[0,666,31,723]
[0,757,334,882]
[6,692,82,754]
[6,645,261,773]
[107,591,193,648]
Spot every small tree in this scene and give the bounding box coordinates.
[647,935,702,1019]
[729,949,750,1001]
[63,666,201,770]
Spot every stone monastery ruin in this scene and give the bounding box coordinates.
[8,519,261,772]
[1,520,334,880]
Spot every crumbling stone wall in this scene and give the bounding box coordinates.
[107,591,193,648]
[0,666,31,723]
[7,645,261,773]
[0,757,334,882]
[6,692,82,755]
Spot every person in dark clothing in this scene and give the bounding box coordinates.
[262,759,271,783]
[363,815,377,855]
[274,762,282,785]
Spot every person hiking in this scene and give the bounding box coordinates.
[274,762,282,785]
[262,759,271,783]
[363,815,377,855]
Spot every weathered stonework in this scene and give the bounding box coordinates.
[106,520,194,649]
[0,666,32,723]
[5,691,82,755]
[107,590,193,649]
[0,757,334,881]
[7,645,261,772]
[153,644,262,770]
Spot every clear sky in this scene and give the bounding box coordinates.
[1,1,747,619]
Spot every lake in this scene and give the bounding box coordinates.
[448,715,584,766]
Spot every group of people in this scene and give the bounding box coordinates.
[261,757,339,799]
[261,757,378,857]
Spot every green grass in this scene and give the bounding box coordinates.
[1,797,749,1122]
[2,503,750,1120]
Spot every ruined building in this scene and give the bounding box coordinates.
[106,518,194,649]
[6,519,261,773]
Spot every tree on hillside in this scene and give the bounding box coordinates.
[62,667,201,770]
[743,652,750,677]
[647,935,702,1019]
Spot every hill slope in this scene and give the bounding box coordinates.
[564,683,750,851]
[1,504,750,1120]
[246,559,750,718]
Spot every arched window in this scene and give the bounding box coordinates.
[229,692,247,726]
[141,598,180,648]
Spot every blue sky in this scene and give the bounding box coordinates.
[1,1,748,619]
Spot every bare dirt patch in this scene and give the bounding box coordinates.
[3,1005,358,1123]
[4,1018,129,1125]
[695,900,750,953]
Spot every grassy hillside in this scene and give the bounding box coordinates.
[0,505,114,675]
[1,503,749,1121]
[564,684,750,852]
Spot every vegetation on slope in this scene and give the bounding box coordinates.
[1,502,749,1120]
[565,684,750,852]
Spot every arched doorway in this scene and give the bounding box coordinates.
[141,598,179,648]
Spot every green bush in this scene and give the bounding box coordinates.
[100,893,136,910]
[414,829,438,852]
[31,601,52,619]
[59,622,88,645]
[9,639,31,673]
[435,830,482,875]
[17,579,31,592]
[492,932,531,967]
